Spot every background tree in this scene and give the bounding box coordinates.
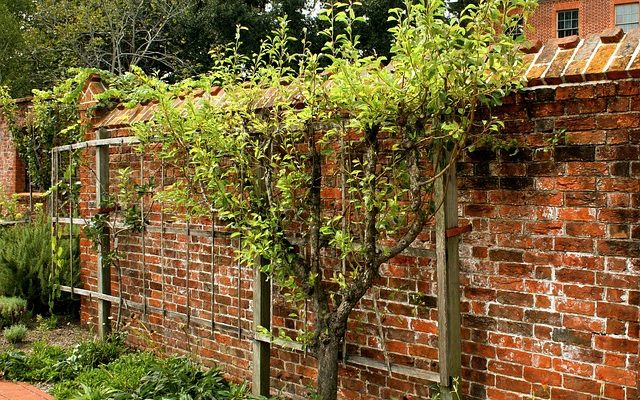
[447,0,480,15]
[0,0,33,97]
[134,1,536,399]
[0,0,423,98]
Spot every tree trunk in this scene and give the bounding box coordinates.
[316,337,341,400]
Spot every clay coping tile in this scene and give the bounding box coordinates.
[89,28,640,127]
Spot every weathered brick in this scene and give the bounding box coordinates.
[552,328,593,347]
[554,146,596,162]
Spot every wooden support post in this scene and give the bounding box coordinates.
[435,161,462,399]
[96,128,111,339]
[252,258,271,396]
[252,165,271,397]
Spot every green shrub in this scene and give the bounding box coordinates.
[52,352,160,399]
[0,296,27,327]
[0,341,69,381]
[36,314,58,331]
[0,217,80,314]
[0,189,20,221]
[3,324,28,343]
[1,336,259,400]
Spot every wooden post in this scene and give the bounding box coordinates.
[435,159,462,398]
[252,165,271,396]
[96,128,111,338]
[252,259,271,396]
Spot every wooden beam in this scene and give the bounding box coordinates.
[252,164,271,397]
[435,161,462,398]
[96,128,111,339]
[253,261,271,396]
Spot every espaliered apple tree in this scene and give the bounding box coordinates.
[134,1,536,399]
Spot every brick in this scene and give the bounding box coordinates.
[496,291,534,307]
[554,146,596,162]
[595,366,636,386]
[552,328,592,347]
[497,320,533,337]
[552,358,593,377]
[597,240,640,257]
[495,375,532,394]
[523,366,562,387]
[563,375,603,395]
[563,315,605,333]
[524,310,561,326]
[556,269,595,285]
[595,336,638,353]
[596,303,639,321]
[489,249,524,262]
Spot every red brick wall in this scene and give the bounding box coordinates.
[0,108,26,196]
[528,0,638,42]
[74,36,640,399]
[457,81,639,400]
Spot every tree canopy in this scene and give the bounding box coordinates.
[0,0,430,98]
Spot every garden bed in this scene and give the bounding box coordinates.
[0,316,263,400]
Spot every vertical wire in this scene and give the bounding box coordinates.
[159,160,166,349]
[184,218,192,353]
[340,124,347,363]
[49,149,56,294]
[54,151,60,278]
[186,220,192,328]
[69,150,75,296]
[210,211,216,330]
[140,150,148,318]
[237,165,244,338]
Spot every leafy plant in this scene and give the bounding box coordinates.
[0,217,79,313]
[36,314,58,331]
[0,189,21,221]
[3,324,28,344]
[0,296,27,327]
[0,341,69,381]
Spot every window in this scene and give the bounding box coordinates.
[557,9,579,38]
[506,18,524,39]
[616,3,640,32]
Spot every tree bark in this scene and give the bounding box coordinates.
[316,336,341,400]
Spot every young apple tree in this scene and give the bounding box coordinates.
[135,0,536,398]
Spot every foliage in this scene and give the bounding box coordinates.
[52,352,161,399]
[36,314,59,331]
[132,0,536,398]
[0,0,32,97]
[0,337,262,400]
[3,324,28,344]
[0,190,21,221]
[0,341,69,381]
[0,336,125,383]
[0,297,27,328]
[51,334,128,381]
[0,217,79,314]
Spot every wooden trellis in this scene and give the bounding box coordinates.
[51,133,463,397]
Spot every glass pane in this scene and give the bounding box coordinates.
[616,3,639,26]
[558,9,579,38]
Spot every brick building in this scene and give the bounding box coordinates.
[64,27,640,400]
[528,0,640,42]
[0,99,28,197]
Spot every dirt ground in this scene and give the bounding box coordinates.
[0,317,93,354]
